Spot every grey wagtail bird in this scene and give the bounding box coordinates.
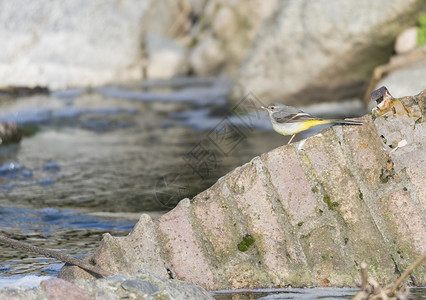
[261,103,363,144]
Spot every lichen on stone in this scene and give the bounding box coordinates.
[237,234,255,252]
[323,195,339,210]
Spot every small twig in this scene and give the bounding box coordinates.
[0,234,112,278]
[361,262,368,292]
[390,253,426,293]
[368,277,381,295]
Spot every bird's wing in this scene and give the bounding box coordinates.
[274,111,322,123]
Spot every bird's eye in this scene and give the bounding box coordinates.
[270,106,274,110]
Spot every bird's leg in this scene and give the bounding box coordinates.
[287,134,296,145]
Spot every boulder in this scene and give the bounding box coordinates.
[59,89,426,289]
[364,45,426,101]
[187,0,278,75]
[0,0,187,89]
[212,6,237,41]
[230,0,426,106]
[395,27,418,54]
[189,37,226,76]
[376,56,426,98]
[146,34,189,79]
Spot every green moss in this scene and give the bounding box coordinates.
[418,14,426,46]
[323,195,339,210]
[238,234,255,252]
[297,221,304,227]
[380,135,387,145]
[311,186,319,193]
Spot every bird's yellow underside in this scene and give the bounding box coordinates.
[298,119,334,130]
[273,119,333,135]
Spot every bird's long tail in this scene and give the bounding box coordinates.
[331,119,363,126]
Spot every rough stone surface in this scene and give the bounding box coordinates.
[158,199,216,289]
[59,90,426,289]
[231,0,426,105]
[42,278,91,300]
[261,146,318,226]
[58,214,171,281]
[0,269,213,300]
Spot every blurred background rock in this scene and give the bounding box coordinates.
[0,0,425,107]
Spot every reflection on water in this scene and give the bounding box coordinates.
[0,80,286,275]
[211,287,426,299]
[0,206,136,275]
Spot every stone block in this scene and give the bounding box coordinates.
[157,199,216,289]
[261,145,319,226]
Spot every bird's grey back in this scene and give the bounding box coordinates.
[271,104,301,119]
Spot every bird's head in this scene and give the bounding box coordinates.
[261,103,286,114]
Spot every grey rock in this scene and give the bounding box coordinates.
[190,37,226,76]
[376,58,426,98]
[188,0,278,75]
[0,269,213,299]
[59,214,172,281]
[133,269,213,300]
[0,287,45,300]
[93,290,118,300]
[212,6,237,40]
[41,278,91,300]
[231,0,426,105]
[121,279,159,295]
[0,0,181,89]
[81,269,213,299]
[395,27,418,54]
[146,34,189,79]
